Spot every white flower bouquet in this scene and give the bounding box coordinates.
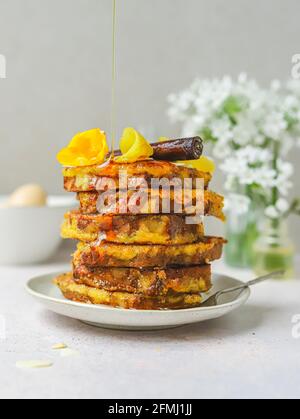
[168,75,300,273]
[168,75,300,220]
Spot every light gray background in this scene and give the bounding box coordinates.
[0,0,299,246]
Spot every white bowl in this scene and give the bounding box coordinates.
[0,196,75,265]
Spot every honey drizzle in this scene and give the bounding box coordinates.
[110,0,117,158]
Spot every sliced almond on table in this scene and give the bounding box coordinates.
[16,360,53,370]
[52,343,68,350]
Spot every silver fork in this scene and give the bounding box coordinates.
[200,270,285,307]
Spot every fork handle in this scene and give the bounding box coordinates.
[217,270,285,297]
[247,270,285,286]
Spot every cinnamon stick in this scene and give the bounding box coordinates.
[152,137,203,161]
[112,137,203,161]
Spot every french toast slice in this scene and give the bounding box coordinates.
[54,273,203,310]
[73,237,225,269]
[62,212,204,244]
[63,160,212,192]
[77,189,225,219]
[73,264,211,296]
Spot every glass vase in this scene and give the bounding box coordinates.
[253,218,295,279]
[225,194,260,269]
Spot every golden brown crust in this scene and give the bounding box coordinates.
[62,211,205,244]
[54,273,203,310]
[63,160,212,192]
[77,189,225,220]
[73,237,225,269]
[73,264,211,296]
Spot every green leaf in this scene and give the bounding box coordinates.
[285,112,298,130]
[201,127,217,143]
[290,198,300,214]
[223,96,242,117]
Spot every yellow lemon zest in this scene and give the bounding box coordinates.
[57,129,109,167]
[158,136,170,143]
[115,128,154,163]
[178,156,215,174]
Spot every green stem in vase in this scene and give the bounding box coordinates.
[270,141,280,235]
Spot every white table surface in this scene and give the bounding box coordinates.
[0,243,299,400]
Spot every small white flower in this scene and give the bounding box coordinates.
[283,95,299,110]
[263,112,288,139]
[271,80,281,92]
[265,206,280,219]
[278,160,294,178]
[224,175,237,192]
[168,75,298,204]
[238,73,248,84]
[213,138,232,159]
[224,194,250,215]
[254,134,266,146]
[275,199,289,213]
[232,115,259,146]
[211,117,233,142]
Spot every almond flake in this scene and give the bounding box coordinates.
[52,343,68,350]
[16,360,53,369]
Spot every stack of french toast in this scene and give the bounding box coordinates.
[55,131,226,310]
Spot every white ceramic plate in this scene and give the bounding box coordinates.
[26,272,251,331]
